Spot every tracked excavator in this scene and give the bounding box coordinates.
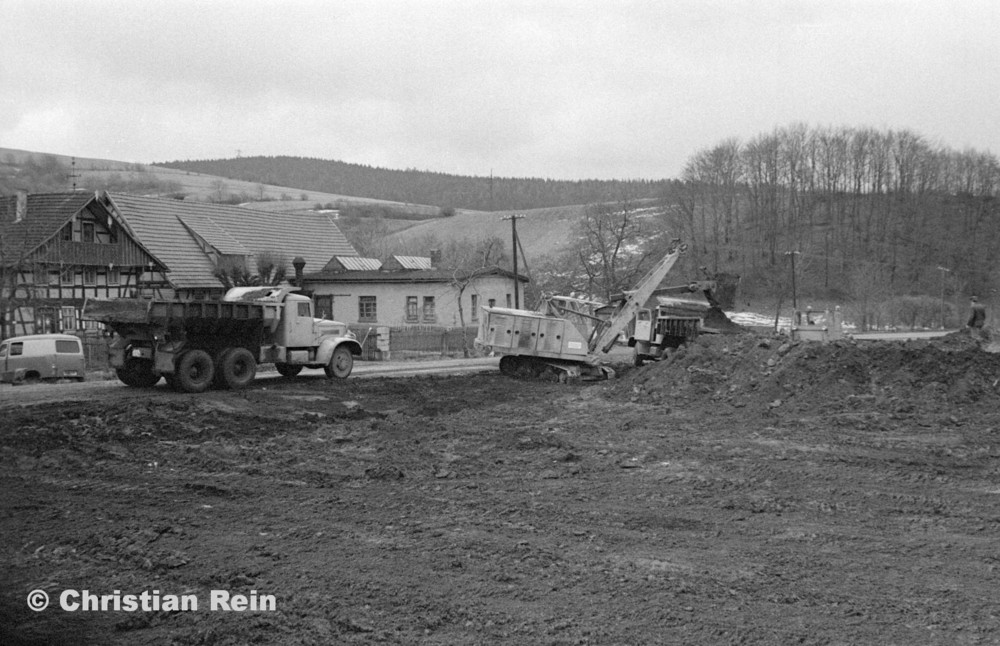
[475,240,692,380]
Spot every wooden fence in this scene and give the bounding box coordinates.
[359,325,479,360]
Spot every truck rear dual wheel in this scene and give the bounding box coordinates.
[216,348,256,390]
[323,346,353,379]
[173,349,215,393]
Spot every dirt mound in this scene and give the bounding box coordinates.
[611,329,1000,415]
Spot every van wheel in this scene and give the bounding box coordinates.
[116,358,161,388]
[275,363,302,378]
[218,348,256,389]
[324,346,353,379]
[174,350,215,393]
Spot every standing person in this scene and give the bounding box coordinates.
[967,296,987,331]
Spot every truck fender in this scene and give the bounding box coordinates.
[315,337,363,365]
[154,340,186,374]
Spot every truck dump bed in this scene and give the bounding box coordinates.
[83,298,279,339]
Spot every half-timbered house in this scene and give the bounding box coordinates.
[0,191,166,337]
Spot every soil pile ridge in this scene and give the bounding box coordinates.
[612,330,1000,416]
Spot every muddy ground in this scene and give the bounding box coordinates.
[3,332,1000,645]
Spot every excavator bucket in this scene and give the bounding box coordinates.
[702,306,747,334]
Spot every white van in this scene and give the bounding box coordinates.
[0,334,87,383]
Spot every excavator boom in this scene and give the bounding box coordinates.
[589,242,685,354]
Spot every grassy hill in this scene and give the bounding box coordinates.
[1,147,669,298]
[387,204,582,260]
[1,146,607,264]
[0,147,454,216]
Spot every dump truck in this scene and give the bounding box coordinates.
[83,286,362,392]
[475,241,688,380]
[625,279,746,365]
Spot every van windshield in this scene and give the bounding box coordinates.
[56,340,81,353]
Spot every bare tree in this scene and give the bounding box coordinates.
[574,196,653,302]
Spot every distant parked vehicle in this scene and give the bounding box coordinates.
[0,334,86,383]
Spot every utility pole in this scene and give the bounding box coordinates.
[937,265,950,329]
[785,251,800,310]
[502,214,524,309]
[69,157,80,191]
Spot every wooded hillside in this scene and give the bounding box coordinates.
[669,125,1000,325]
[157,156,675,211]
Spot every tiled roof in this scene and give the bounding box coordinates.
[0,192,94,258]
[107,194,358,289]
[387,255,433,270]
[326,256,383,271]
[177,214,249,255]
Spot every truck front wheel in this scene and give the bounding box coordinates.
[324,346,353,379]
[218,348,256,389]
[116,357,161,388]
[174,349,215,393]
[275,363,302,378]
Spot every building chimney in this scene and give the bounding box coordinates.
[14,190,28,223]
[292,256,306,286]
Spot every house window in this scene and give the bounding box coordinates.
[82,222,96,243]
[83,268,97,285]
[405,296,419,323]
[60,267,75,286]
[471,294,479,321]
[506,293,512,308]
[422,296,436,323]
[61,307,77,331]
[61,224,73,242]
[359,296,377,322]
[107,267,120,285]
[49,271,60,286]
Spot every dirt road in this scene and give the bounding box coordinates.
[3,334,1000,644]
[0,357,501,407]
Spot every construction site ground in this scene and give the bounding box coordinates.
[3,331,1000,645]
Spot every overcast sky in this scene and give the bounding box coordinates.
[1,0,997,180]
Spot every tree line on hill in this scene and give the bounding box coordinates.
[662,124,1000,329]
[157,156,674,211]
